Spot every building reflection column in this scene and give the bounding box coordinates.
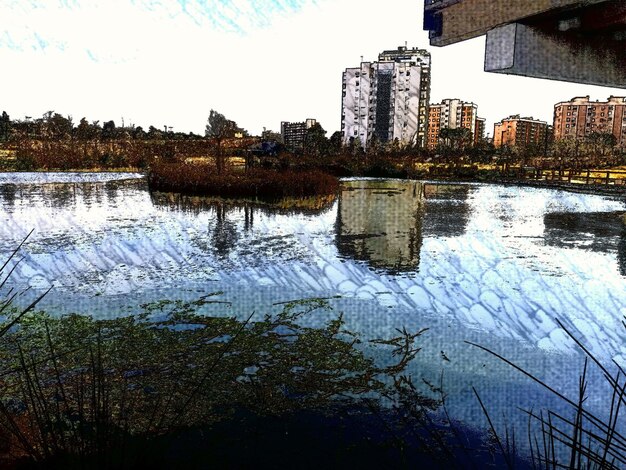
[335,180,426,273]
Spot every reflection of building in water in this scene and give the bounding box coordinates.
[336,181,472,272]
[422,184,471,238]
[544,211,626,276]
[336,180,425,273]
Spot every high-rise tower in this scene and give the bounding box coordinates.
[341,46,431,149]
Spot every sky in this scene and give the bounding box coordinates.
[1,0,624,138]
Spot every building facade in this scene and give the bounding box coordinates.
[493,115,549,149]
[553,96,626,147]
[474,117,486,145]
[341,46,431,149]
[427,99,482,149]
[280,118,317,152]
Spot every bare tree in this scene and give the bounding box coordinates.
[205,109,242,174]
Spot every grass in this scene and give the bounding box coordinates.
[0,298,404,467]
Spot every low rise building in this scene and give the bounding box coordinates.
[281,119,317,152]
[493,115,549,149]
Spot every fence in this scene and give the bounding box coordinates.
[517,167,626,187]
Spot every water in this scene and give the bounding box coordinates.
[1,172,626,451]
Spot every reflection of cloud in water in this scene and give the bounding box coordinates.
[3,174,626,438]
[1,176,626,377]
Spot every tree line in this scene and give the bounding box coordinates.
[1,108,624,173]
[0,109,252,171]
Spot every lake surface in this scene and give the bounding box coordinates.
[1,172,626,445]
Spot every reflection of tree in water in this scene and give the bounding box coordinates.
[210,201,239,258]
[0,183,16,210]
[335,181,471,273]
[0,180,135,211]
[617,223,626,277]
[103,179,144,206]
[149,191,335,218]
[422,184,471,238]
[47,183,75,208]
[544,211,626,276]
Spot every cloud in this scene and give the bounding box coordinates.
[0,0,323,62]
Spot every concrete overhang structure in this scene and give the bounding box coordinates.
[423,0,626,87]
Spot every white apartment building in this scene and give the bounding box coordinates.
[341,46,431,149]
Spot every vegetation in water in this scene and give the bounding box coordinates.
[147,161,339,200]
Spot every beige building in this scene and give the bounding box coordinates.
[427,99,483,149]
[553,96,626,147]
[493,115,549,149]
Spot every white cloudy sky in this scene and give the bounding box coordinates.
[0,0,624,137]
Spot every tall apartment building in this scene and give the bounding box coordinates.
[427,99,482,149]
[554,96,626,147]
[493,115,549,149]
[281,118,317,152]
[341,46,431,149]
[474,117,486,145]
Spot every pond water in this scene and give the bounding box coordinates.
[1,172,626,447]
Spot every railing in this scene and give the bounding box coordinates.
[515,167,626,188]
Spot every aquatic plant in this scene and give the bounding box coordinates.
[0,293,439,468]
[469,321,626,470]
[147,161,339,200]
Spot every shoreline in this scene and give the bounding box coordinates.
[2,167,626,200]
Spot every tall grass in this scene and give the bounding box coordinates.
[147,161,339,200]
[468,318,626,470]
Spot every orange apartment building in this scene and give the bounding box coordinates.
[427,99,484,149]
[493,115,549,149]
[553,96,626,147]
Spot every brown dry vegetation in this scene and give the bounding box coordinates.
[147,161,339,200]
